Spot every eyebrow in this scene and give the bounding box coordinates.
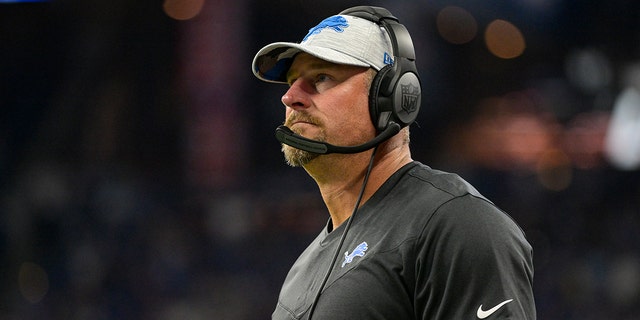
[286,60,339,84]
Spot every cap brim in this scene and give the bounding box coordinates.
[252,42,371,84]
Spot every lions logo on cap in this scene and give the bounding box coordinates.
[303,16,349,42]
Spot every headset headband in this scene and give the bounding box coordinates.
[339,6,416,62]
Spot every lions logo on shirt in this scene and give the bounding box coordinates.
[342,242,368,267]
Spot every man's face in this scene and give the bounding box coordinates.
[280,53,374,167]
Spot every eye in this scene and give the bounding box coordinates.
[313,73,336,92]
[314,74,330,84]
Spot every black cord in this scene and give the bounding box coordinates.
[306,146,379,319]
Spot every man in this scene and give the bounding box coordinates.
[252,6,536,320]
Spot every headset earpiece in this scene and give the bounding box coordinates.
[340,6,422,132]
[369,64,394,131]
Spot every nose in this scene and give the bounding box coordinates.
[281,79,311,110]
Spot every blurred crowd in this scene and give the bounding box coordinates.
[1,0,639,319]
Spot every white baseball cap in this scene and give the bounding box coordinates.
[252,14,394,84]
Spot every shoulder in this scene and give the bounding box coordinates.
[381,162,496,222]
[369,161,530,254]
[405,161,488,201]
[392,162,529,251]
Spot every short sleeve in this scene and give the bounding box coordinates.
[414,194,536,319]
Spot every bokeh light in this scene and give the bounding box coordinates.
[484,19,526,59]
[163,0,205,20]
[436,6,478,45]
[18,262,49,304]
[605,87,640,170]
[565,48,613,94]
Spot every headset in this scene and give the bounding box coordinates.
[275,5,422,154]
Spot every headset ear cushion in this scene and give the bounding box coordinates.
[369,65,395,131]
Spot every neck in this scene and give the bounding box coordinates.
[304,141,412,229]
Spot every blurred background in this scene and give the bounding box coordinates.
[1,0,639,319]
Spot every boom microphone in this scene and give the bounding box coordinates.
[275,122,401,154]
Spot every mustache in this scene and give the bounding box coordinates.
[284,113,322,128]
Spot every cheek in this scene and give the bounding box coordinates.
[351,94,374,129]
[333,97,375,139]
[336,85,370,118]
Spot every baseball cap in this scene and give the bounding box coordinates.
[252,14,394,84]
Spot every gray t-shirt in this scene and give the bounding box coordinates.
[273,161,536,319]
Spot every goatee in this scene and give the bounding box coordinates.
[282,114,325,167]
[282,144,320,167]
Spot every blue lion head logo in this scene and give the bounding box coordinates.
[303,16,349,42]
[341,241,368,268]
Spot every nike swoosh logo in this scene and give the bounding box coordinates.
[476,299,513,319]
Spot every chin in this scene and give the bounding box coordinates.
[282,144,320,167]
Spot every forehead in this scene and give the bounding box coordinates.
[286,53,367,81]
